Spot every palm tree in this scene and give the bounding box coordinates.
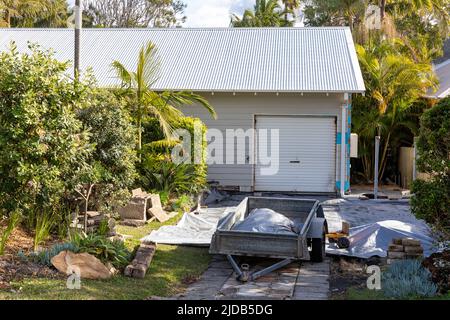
[38,0,69,27]
[379,0,449,35]
[231,0,285,27]
[0,0,44,27]
[281,0,300,26]
[355,41,437,181]
[112,42,216,159]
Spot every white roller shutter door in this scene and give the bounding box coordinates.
[255,116,336,192]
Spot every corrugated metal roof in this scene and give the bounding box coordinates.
[433,60,450,98]
[0,28,365,93]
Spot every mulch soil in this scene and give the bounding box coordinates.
[0,223,62,290]
[329,256,370,298]
[422,250,450,294]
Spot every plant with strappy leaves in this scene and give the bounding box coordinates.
[111,42,216,159]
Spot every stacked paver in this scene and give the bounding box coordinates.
[387,238,424,264]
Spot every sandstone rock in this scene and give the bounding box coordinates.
[388,244,404,252]
[51,251,112,280]
[118,199,147,221]
[402,238,421,247]
[124,242,156,279]
[387,251,405,259]
[119,190,169,223]
[148,206,170,223]
[404,246,424,254]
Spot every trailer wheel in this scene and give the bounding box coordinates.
[310,226,326,262]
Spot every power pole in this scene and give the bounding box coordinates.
[74,0,82,79]
[374,136,380,199]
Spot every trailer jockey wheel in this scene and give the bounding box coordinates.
[337,237,350,249]
[237,264,250,282]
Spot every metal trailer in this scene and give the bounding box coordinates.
[209,197,328,282]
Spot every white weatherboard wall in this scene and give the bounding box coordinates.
[182,93,347,193]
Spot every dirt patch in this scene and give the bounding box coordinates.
[423,250,450,294]
[329,256,379,298]
[0,225,62,290]
[181,274,200,285]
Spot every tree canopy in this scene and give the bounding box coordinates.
[0,0,69,27]
[231,0,294,27]
[83,0,186,28]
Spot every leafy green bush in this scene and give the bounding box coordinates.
[173,194,194,213]
[416,97,450,175]
[140,117,208,196]
[72,233,131,269]
[411,177,450,232]
[0,44,91,216]
[412,97,450,235]
[382,260,437,299]
[76,89,137,213]
[140,155,205,195]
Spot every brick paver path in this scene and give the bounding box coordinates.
[177,256,330,300]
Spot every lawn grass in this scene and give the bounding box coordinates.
[0,213,212,300]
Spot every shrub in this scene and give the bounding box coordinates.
[140,117,208,196]
[412,97,450,236]
[411,177,450,233]
[72,233,131,269]
[173,194,194,213]
[416,97,450,175]
[76,89,137,213]
[0,44,91,217]
[382,260,438,299]
[140,155,206,195]
[0,44,137,241]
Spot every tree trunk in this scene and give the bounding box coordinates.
[380,0,386,21]
[5,9,11,28]
[137,105,142,162]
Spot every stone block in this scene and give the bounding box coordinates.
[404,246,424,254]
[387,251,405,259]
[388,244,404,252]
[402,238,421,247]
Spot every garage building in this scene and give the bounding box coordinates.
[0,27,365,195]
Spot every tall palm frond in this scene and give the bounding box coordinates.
[112,41,216,157]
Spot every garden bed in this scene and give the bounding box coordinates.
[330,255,450,300]
[0,225,62,290]
[0,215,211,300]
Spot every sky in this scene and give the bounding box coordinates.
[183,0,254,27]
[67,0,254,27]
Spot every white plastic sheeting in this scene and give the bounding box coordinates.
[141,208,231,246]
[326,220,437,258]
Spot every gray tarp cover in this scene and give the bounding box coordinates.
[142,209,437,258]
[326,220,436,258]
[232,208,300,235]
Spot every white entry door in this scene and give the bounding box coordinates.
[254,116,336,192]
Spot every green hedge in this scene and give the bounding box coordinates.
[411,97,450,236]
